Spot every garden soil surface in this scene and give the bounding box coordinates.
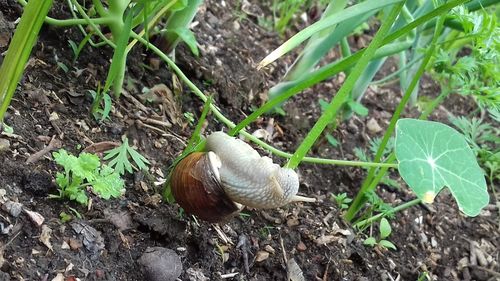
[0,1,498,280]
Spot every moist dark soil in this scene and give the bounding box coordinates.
[0,1,498,281]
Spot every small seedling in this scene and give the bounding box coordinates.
[183,112,195,126]
[52,149,125,205]
[104,136,150,175]
[59,211,72,223]
[363,218,396,250]
[331,192,352,209]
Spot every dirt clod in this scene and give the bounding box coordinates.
[138,247,182,281]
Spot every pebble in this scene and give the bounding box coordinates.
[0,138,10,153]
[3,201,22,217]
[138,247,182,281]
[255,250,269,262]
[296,241,307,251]
[367,118,383,133]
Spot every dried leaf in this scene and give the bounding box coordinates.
[287,258,305,281]
[24,209,45,226]
[255,250,269,262]
[39,225,53,251]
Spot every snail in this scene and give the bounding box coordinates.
[170,132,315,222]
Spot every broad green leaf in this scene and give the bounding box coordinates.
[363,237,377,247]
[379,240,397,250]
[379,218,392,239]
[395,119,489,216]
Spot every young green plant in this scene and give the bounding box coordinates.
[51,149,125,205]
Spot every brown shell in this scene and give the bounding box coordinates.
[170,152,239,222]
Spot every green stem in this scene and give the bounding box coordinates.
[129,31,398,169]
[286,2,406,169]
[68,0,116,48]
[345,13,447,222]
[353,198,422,229]
[17,0,112,26]
[420,89,451,120]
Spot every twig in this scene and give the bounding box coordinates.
[279,234,287,264]
[236,234,250,274]
[121,89,154,115]
[25,136,62,164]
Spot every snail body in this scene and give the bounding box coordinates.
[170,132,315,222]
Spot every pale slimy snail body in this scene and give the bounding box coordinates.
[170,132,315,222]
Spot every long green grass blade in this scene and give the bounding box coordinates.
[0,0,53,122]
[286,2,406,169]
[284,9,375,81]
[230,0,468,136]
[258,0,404,69]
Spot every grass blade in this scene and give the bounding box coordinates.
[0,0,53,122]
[258,0,404,69]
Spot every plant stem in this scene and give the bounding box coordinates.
[345,14,447,222]
[130,31,398,169]
[354,198,422,229]
[286,2,406,169]
[420,89,451,120]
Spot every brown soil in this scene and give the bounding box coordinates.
[0,1,498,281]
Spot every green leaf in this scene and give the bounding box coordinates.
[379,239,397,250]
[170,27,199,56]
[395,119,489,216]
[379,218,392,239]
[55,172,69,189]
[104,137,150,175]
[171,0,188,11]
[65,183,88,205]
[326,134,339,147]
[91,166,125,199]
[363,237,377,247]
[347,100,369,116]
[259,0,404,68]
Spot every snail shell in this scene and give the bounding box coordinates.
[170,152,240,222]
[170,132,315,222]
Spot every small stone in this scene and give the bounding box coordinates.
[3,201,23,217]
[61,241,70,250]
[264,245,275,255]
[0,138,10,153]
[138,247,182,281]
[233,20,240,31]
[367,118,382,133]
[296,241,307,251]
[255,250,269,262]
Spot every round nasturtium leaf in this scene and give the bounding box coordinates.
[395,118,489,217]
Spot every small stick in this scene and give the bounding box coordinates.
[236,234,250,274]
[25,136,61,164]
